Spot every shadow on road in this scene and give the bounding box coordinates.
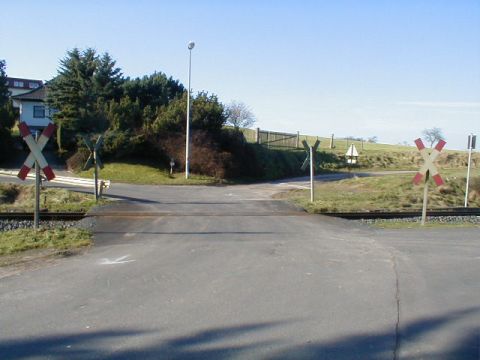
[1,308,478,359]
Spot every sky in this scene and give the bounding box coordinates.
[1,0,479,149]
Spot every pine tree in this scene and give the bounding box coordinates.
[47,48,123,150]
[0,60,17,162]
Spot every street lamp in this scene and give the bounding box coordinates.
[185,41,195,179]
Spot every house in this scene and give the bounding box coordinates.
[11,85,54,130]
[5,77,43,97]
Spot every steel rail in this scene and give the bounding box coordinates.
[0,208,479,221]
[0,212,86,221]
[321,208,480,220]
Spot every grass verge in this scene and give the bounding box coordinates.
[0,183,108,212]
[278,173,480,213]
[76,162,219,185]
[0,228,92,256]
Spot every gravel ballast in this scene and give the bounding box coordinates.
[359,216,480,225]
[0,217,96,232]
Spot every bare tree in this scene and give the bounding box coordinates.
[422,127,445,147]
[225,101,256,129]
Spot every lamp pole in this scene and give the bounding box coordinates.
[185,41,195,179]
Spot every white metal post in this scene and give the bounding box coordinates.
[465,136,473,207]
[310,146,314,202]
[185,41,194,179]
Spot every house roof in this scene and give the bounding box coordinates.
[6,77,43,90]
[11,85,47,102]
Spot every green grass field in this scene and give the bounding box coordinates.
[0,183,107,212]
[238,126,478,172]
[278,172,480,213]
[76,162,219,185]
[0,228,91,256]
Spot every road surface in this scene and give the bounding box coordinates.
[0,176,478,359]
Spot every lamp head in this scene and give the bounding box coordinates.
[188,41,195,50]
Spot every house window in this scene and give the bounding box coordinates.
[14,81,24,87]
[29,82,39,89]
[33,106,45,118]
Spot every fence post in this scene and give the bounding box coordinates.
[296,131,300,148]
[255,127,260,144]
[330,134,334,149]
[267,131,270,148]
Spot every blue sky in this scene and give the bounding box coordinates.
[1,0,479,149]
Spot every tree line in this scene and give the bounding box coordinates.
[40,48,260,178]
[0,60,17,162]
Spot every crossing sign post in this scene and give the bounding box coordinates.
[301,139,320,202]
[83,135,104,201]
[17,122,56,229]
[413,138,446,225]
[17,122,56,181]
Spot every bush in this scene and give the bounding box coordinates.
[66,147,90,172]
[150,130,231,179]
[0,183,20,204]
[101,130,145,160]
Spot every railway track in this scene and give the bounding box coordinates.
[0,212,86,221]
[321,208,480,220]
[0,208,479,221]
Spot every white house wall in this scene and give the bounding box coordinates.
[19,101,53,128]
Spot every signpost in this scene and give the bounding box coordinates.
[345,144,359,164]
[413,138,446,225]
[83,135,104,201]
[17,122,56,230]
[465,134,476,207]
[301,139,320,202]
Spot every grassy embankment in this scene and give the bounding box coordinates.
[76,161,219,185]
[0,183,102,256]
[240,127,479,172]
[276,170,480,213]
[0,183,106,212]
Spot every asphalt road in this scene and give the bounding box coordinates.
[0,176,479,359]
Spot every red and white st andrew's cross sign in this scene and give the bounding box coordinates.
[17,122,56,181]
[413,138,446,187]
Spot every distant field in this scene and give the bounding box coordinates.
[237,127,478,171]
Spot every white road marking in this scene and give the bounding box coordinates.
[99,255,135,265]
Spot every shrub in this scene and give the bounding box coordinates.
[0,183,20,204]
[66,147,90,172]
[149,130,231,179]
[101,130,145,160]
